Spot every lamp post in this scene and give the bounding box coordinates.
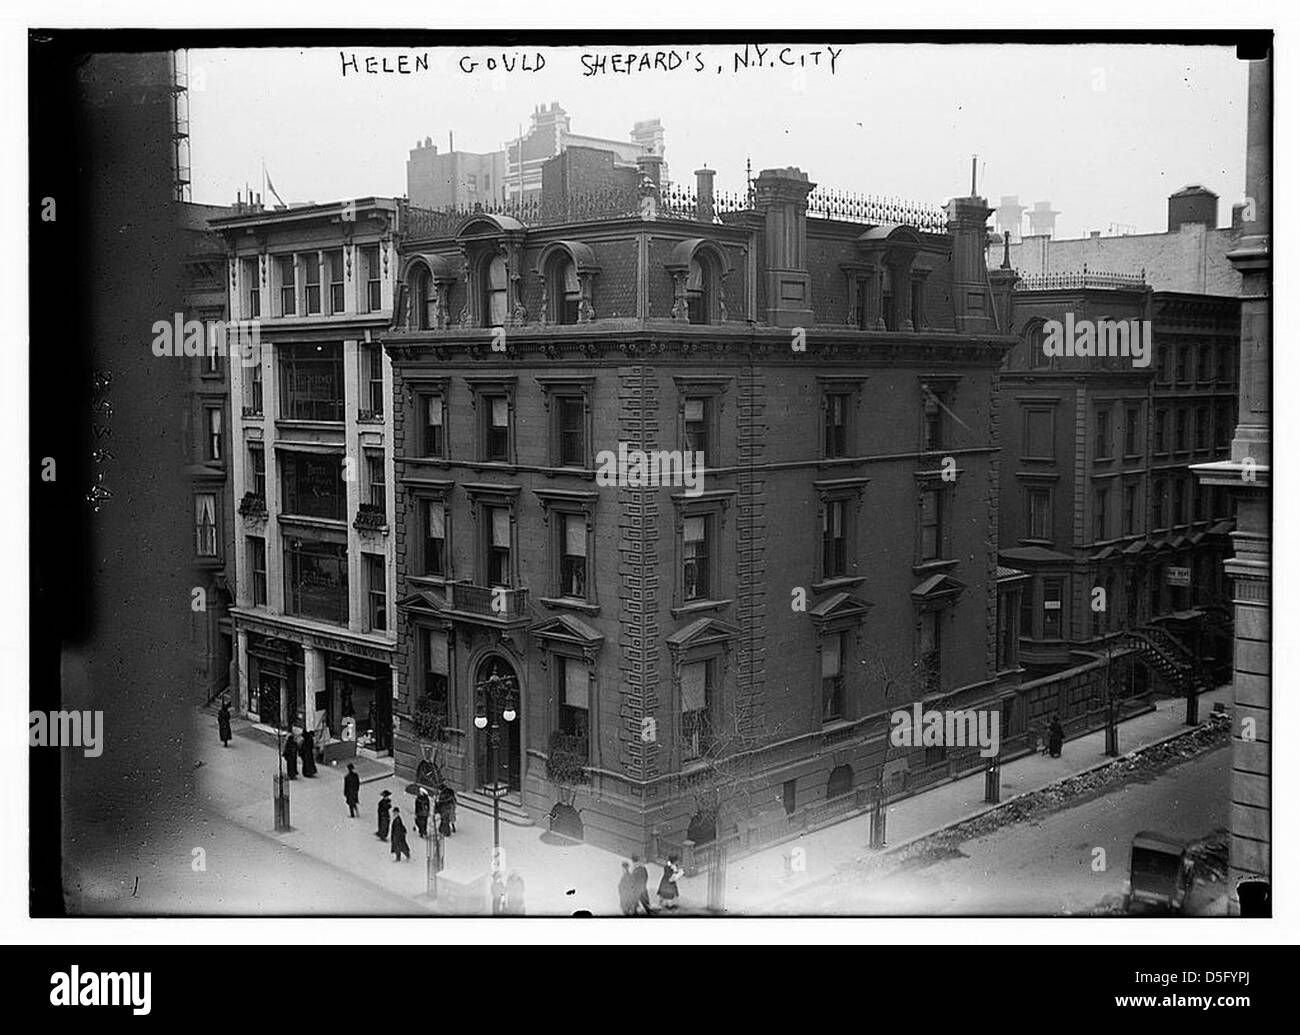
[474,672,518,868]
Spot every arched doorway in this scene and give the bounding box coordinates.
[686,808,717,846]
[826,764,853,800]
[474,654,521,793]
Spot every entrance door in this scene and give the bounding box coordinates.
[257,673,283,727]
[474,655,521,793]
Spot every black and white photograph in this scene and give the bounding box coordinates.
[8,7,1294,991]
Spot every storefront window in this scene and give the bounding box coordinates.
[284,538,348,624]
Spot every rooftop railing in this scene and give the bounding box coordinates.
[1016,269,1148,291]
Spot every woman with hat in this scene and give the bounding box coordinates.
[376,789,392,841]
[414,787,431,839]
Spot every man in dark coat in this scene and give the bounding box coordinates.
[414,788,431,838]
[436,785,456,836]
[389,807,410,861]
[282,732,299,779]
[1048,715,1064,758]
[630,856,653,915]
[217,700,232,747]
[300,729,318,777]
[343,763,360,818]
[376,789,392,840]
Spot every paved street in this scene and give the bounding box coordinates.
[771,742,1229,915]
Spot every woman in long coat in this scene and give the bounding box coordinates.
[376,790,392,841]
[414,789,431,838]
[282,732,299,779]
[389,807,410,861]
[299,729,317,777]
[217,701,232,748]
[436,786,457,836]
[1048,715,1064,758]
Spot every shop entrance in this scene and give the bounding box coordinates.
[327,654,392,756]
[474,654,521,793]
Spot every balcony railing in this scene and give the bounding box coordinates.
[1016,269,1148,291]
[446,581,529,620]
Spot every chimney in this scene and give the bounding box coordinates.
[448,130,454,152]
[753,166,816,327]
[987,230,1020,332]
[636,153,664,189]
[695,167,715,223]
[1026,200,1059,238]
[1168,185,1218,232]
[945,188,996,333]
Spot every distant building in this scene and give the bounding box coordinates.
[996,186,1250,296]
[406,101,665,209]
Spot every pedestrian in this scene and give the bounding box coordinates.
[1048,715,1064,758]
[282,732,299,779]
[490,871,507,915]
[618,861,635,916]
[217,699,232,748]
[390,807,410,861]
[437,785,457,836]
[343,763,360,818]
[376,789,392,841]
[630,856,653,915]
[506,871,526,916]
[414,788,431,838]
[300,728,317,777]
[657,854,683,911]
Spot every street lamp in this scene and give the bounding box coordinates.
[474,672,518,867]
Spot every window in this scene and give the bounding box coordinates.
[1093,487,1109,542]
[246,359,264,415]
[1124,407,1139,455]
[277,255,296,316]
[1192,479,1206,522]
[683,514,712,601]
[327,250,345,314]
[919,487,944,560]
[424,500,446,577]
[1028,323,1048,368]
[824,393,849,458]
[424,629,449,726]
[1197,344,1211,381]
[485,506,512,586]
[1042,579,1063,639]
[997,588,1019,671]
[280,451,346,520]
[822,499,848,578]
[195,494,217,557]
[1154,408,1168,453]
[550,256,580,325]
[881,280,895,331]
[820,635,845,723]
[361,344,384,418]
[559,657,589,743]
[248,535,267,605]
[364,553,386,632]
[686,258,711,325]
[558,513,587,598]
[483,254,508,328]
[1218,344,1233,384]
[1153,478,1168,529]
[423,395,445,457]
[1028,487,1051,540]
[205,407,223,461]
[1195,407,1209,450]
[283,538,348,624]
[242,257,260,318]
[248,443,266,499]
[483,394,510,462]
[1177,346,1190,383]
[922,386,948,451]
[362,245,382,313]
[919,611,941,693]
[1094,407,1112,459]
[366,450,385,508]
[1023,408,1053,459]
[1175,408,1188,452]
[1172,478,1186,526]
[1157,345,1170,383]
[683,397,711,465]
[682,659,716,759]
[1020,581,1035,637]
[556,396,586,467]
[910,280,924,330]
[1124,483,1138,536]
[302,252,321,314]
[279,343,344,422]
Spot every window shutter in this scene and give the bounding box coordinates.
[491,508,511,548]
[427,629,448,676]
[564,658,588,709]
[681,662,707,712]
[564,514,586,557]
[684,516,705,543]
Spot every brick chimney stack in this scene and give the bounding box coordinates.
[695,167,715,223]
[945,191,996,334]
[753,166,816,327]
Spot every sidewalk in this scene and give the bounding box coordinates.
[199,686,1231,916]
[679,685,1233,914]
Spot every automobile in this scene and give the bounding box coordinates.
[1122,831,1196,914]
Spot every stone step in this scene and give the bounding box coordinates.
[454,788,535,827]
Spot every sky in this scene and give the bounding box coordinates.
[187,43,1251,239]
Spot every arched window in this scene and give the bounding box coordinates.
[686,257,711,324]
[483,253,508,328]
[1027,321,1048,368]
[411,266,432,330]
[550,255,580,325]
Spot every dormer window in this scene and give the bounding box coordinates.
[667,240,727,325]
[483,253,509,328]
[552,256,580,325]
[686,258,710,324]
